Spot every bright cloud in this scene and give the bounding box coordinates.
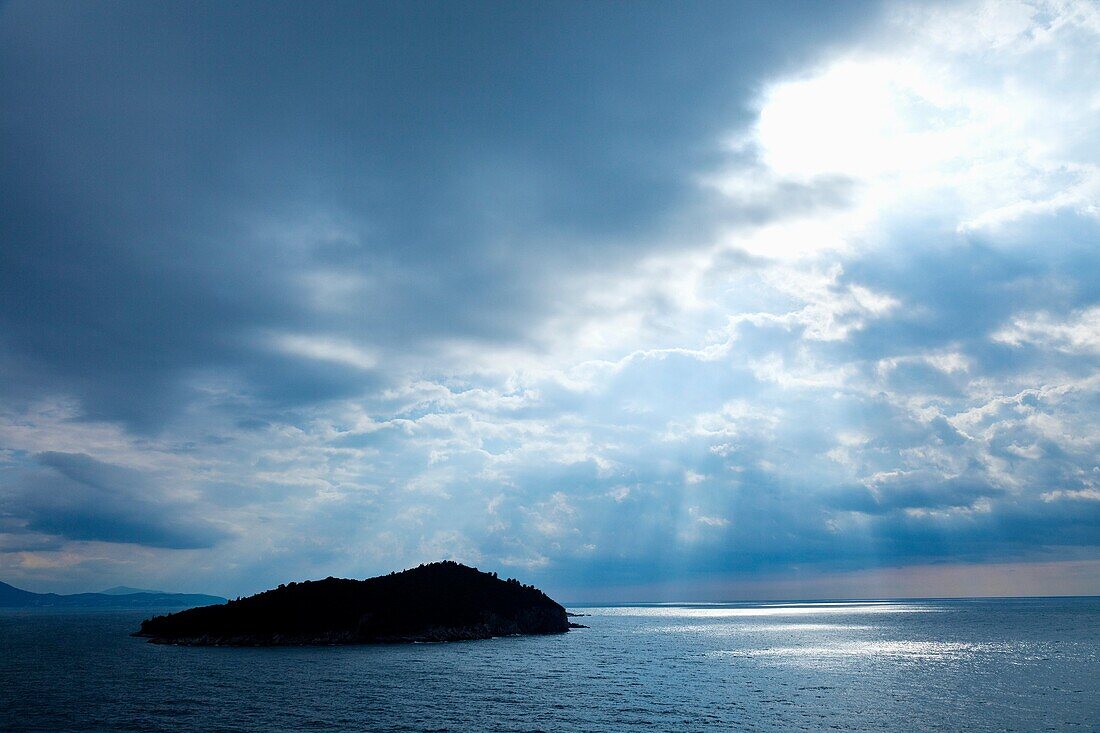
[716,0,1100,262]
[993,307,1100,354]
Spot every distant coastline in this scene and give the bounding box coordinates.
[0,581,226,609]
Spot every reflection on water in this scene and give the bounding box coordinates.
[593,601,936,617]
[1,598,1097,732]
[658,622,877,634]
[716,640,979,663]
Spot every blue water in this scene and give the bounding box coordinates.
[1,598,1097,732]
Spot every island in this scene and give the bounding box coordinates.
[133,561,580,645]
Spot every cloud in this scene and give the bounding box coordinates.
[0,0,873,430]
[269,333,378,371]
[992,307,1100,354]
[711,0,1100,263]
[860,470,1004,513]
[1,453,228,549]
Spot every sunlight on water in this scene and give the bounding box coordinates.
[749,623,876,632]
[588,601,937,618]
[715,640,979,664]
[588,602,1033,672]
[656,622,877,634]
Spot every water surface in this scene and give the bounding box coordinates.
[1,597,1096,731]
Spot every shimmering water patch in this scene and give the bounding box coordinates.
[590,601,938,618]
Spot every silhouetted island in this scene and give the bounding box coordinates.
[134,561,579,645]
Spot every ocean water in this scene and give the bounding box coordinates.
[1,597,1097,732]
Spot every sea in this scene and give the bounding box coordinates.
[1,597,1097,732]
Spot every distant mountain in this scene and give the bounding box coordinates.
[0,581,41,607]
[100,586,164,596]
[0,581,226,609]
[135,561,579,645]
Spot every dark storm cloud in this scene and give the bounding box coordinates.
[0,0,874,429]
[1,452,228,548]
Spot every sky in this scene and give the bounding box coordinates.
[1,0,1099,601]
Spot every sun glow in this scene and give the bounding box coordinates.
[716,0,1100,260]
[756,59,965,181]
